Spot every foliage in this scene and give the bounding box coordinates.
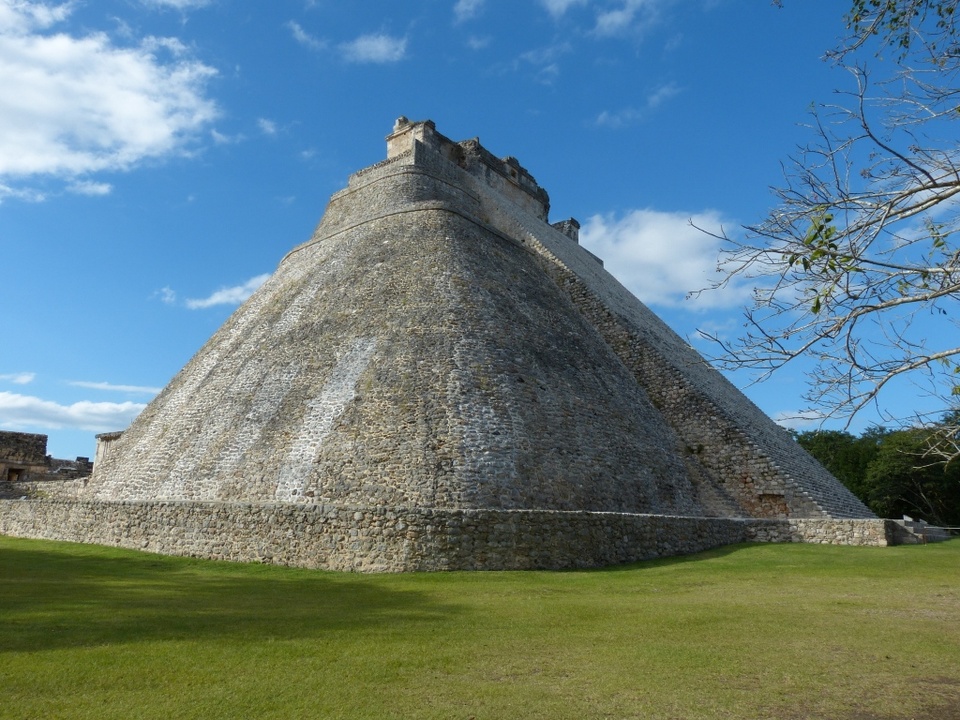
[797,420,960,523]
[794,427,883,498]
[703,1,960,461]
[2,537,960,719]
[865,426,960,522]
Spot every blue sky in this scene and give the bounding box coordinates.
[1,0,906,460]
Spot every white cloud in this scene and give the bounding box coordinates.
[0,391,146,432]
[257,118,277,135]
[185,273,271,309]
[454,0,484,23]
[0,0,71,33]
[0,183,44,202]
[594,0,663,36]
[211,128,244,145]
[0,0,218,188]
[595,84,681,127]
[646,81,680,108]
[67,179,112,196]
[579,208,752,309]
[520,42,571,66]
[519,42,570,83]
[595,108,643,128]
[153,286,177,304]
[287,20,326,51]
[0,372,35,385]
[69,381,162,394]
[466,35,490,50]
[540,0,589,18]
[287,24,406,64]
[340,33,407,64]
[139,0,211,9]
[772,409,827,431]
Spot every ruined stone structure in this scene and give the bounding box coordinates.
[0,431,49,484]
[0,118,882,570]
[0,431,92,498]
[0,431,91,483]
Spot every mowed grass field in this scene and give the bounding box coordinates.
[1,536,958,720]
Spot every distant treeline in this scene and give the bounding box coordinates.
[795,423,960,527]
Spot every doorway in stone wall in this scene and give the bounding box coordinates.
[6,468,23,482]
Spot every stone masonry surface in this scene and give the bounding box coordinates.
[0,118,879,571]
[0,499,891,572]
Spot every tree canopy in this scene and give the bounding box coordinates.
[797,421,960,524]
[703,1,960,461]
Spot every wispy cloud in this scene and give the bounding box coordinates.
[340,33,407,63]
[594,0,664,36]
[0,183,45,203]
[140,0,212,9]
[540,0,589,18]
[579,208,752,310]
[67,180,113,196]
[0,0,218,196]
[519,42,571,83]
[69,381,163,394]
[185,273,271,309]
[772,409,827,431]
[454,0,485,23]
[287,23,406,64]
[153,286,177,304]
[0,391,146,433]
[520,43,571,66]
[466,35,491,50]
[0,372,36,385]
[287,20,326,51]
[257,118,278,135]
[646,81,680,108]
[595,82,681,127]
[595,108,643,128]
[211,129,244,145]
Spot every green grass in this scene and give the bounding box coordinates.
[1,537,959,720]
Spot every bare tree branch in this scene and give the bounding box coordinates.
[700,1,960,462]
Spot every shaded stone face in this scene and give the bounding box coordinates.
[71,118,874,572]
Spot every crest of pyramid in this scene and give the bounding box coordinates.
[85,118,872,524]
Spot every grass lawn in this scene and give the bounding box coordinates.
[1,536,958,720]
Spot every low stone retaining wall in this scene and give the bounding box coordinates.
[747,518,895,546]
[0,499,894,572]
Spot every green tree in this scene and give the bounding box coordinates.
[863,426,960,524]
[702,1,960,461]
[794,428,883,498]
[797,422,960,522]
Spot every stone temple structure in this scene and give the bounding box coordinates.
[1,118,890,570]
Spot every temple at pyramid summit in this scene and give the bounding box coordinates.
[2,117,899,570]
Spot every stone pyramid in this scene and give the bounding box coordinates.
[70,117,876,569]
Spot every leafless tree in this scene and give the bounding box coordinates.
[699,1,960,462]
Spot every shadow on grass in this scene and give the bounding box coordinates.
[585,541,756,573]
[0,539,461,654]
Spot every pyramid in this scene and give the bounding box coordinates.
[70,117,876,569]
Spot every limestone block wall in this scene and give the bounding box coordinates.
[351,127,873,521]
[83,158,721,517]
[0,499,893,572]
[0,476,89,500]
[473,193,873,520]
[0,120,888,574]
[84,124,872,523]
[385,118,549,221]
[747,518,894,546]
